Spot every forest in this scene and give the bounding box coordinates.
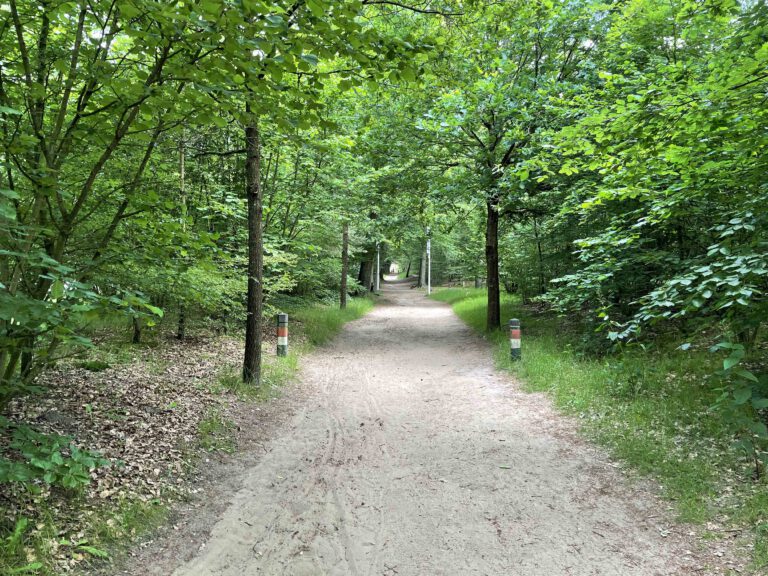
[1,0,767,573]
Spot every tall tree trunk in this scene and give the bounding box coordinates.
[485,198,501,331]
[19,338,33,380]
[243,113,263,385]
[418,246,426,288]
[363,260,374,292]
[177,131,187,340]
[132,317,142,344]
[357,245,375,292]
[404,259,411,278]
[533,216,545,295]
[340,221,349,309]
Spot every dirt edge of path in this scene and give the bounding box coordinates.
[90,374,312,576]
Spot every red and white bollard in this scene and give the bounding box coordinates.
[509,318,521,361]
[277,313,288,357]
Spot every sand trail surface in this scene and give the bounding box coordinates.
[160,280,706,575]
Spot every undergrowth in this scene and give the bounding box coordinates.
[198,408,236,453]
[431,287,764,564]
[216,351,300,402]
[291,297,374,347]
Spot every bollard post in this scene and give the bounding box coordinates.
[509,318,521,361]
[277,313,288,357]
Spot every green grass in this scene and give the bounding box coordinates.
[198,407,236,453]
[216,351,300,402]
[431,287,763,561]
[76,360,111,372]
[291,297,374,347]
[0,497,170,575]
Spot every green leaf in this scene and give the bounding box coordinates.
[400,67,417,83]
[8,563,44,574]
[733,387,752,405]
[306,0,325,18]
[748,421,768,437]
[144,304,164,317]
[0,201,17,220]
[732,367,759,382]
[120,2,141,18]
[300,54,319,67]
[77,545,109,558]
[0,188,20,199]
[269,67,284,82]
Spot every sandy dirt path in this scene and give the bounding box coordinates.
[163,280,710,576]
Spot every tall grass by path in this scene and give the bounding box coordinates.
[292,297,374,347]
[431,287,763,564]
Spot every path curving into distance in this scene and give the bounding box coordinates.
[161,279,708,575]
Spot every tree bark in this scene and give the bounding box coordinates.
[533,216,545,295]
[242,113,263,385]
[357,261,365,284]
[485,198,501,331]
[177,130,187,340]
[418,246,426,288]
[340,221,349,309]
[132,317,142,344]
[365,252,376,292]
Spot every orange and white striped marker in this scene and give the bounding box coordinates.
[509,318,521,361]
[277,313,288,356]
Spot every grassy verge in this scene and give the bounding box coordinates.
[431,287,764,562]
[291,297,374,347]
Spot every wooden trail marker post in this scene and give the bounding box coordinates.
[509,318,521,361]
[277,313,288,357]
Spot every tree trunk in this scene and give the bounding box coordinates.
[405,259,411,277]
[357,245,375,292]
[485,198,501,331]
[19,338,33,380]
[176,307,186,340]
[357,261,365,284]
[243,113,263,385]
[132,317,142,344]
[418,247,426,287]
[340,221,349,309]
[533,216,545,295]
[177,131,187,340]
[365,255,376,292]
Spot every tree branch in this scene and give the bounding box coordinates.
[362,0,462,16]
